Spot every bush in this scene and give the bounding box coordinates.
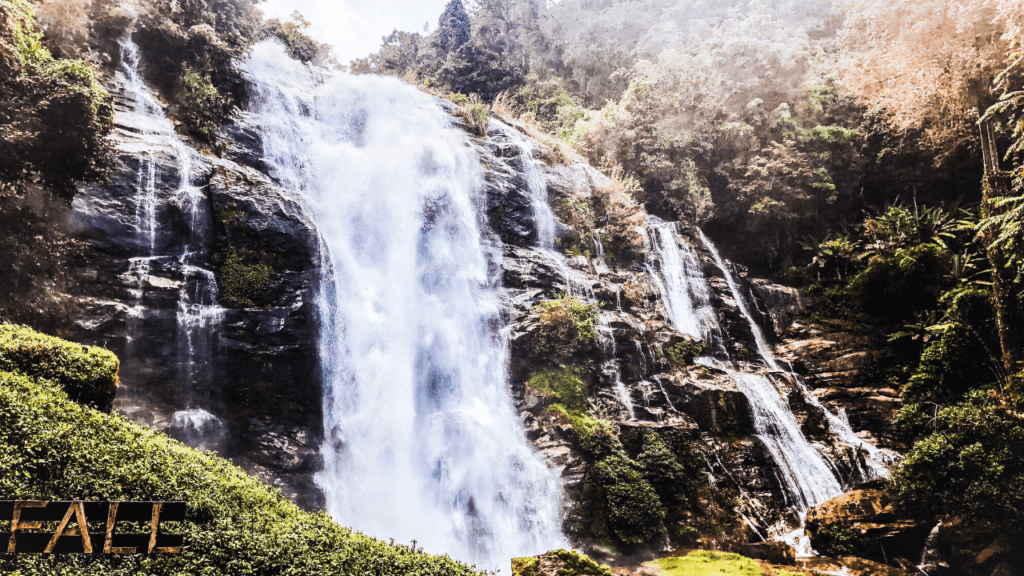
[636,431,698,508]
[891,391,1024,524]
[534,294,598,345]
[179,64,229,143]
[0,0,113,199]
[217,248,272,308]
[529,367,588,413]
[0,368,484,575]
[589,454,665,545]
[0,324,118,411]
[665,340,708,366]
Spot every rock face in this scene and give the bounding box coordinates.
[35,49,907,562]
[805,487,931,566]
[61,70,324,509]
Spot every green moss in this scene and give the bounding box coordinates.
[218,248,273,308]
[0,324,118,411]
[551,549,612,576]
[535,294,599,344]
[512,556,539,576]
[649,551,765,576]
[0,368,484,575]
[546,403,615,453]
[665,340,708,366]
[180,64,228,143]
[530,366,588,412]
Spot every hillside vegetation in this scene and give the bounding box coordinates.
[0,326,483,576]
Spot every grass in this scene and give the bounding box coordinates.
[649,551,765,576]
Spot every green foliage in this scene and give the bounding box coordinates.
[589,453,665,545]
[0,324,118,411]
[813,524,857,556]
[218,248,273,308]
[636,431,699,508]
[546,404,616,454]
[535,294,599,345]
[649,550,765,576]
[550,549,613,576]
[530,367,588,413]
[511,557,539,576]
[262,12,336,66]
[0,369,484,575]
[665,340,707,366]
[179,65,229,143]
[0,0,114,199]
[890,391,1024,524]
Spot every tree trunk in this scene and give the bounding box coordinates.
[979,117,1024,397]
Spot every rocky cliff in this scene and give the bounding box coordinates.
[5,28,910,571]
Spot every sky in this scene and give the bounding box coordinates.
[261,0,455,64]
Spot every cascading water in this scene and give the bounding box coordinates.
[644,218,719,347]
[694,229,898,486]
[499,124,584,296]
[645,217,897,551]
[117,37,224,447]
[242,41,564,569]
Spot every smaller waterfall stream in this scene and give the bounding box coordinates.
[118,37,224,446]
[645,217,898,552]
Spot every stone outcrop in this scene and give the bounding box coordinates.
[60,74,324,509]
[805,487,931,566]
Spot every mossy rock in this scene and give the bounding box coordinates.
[512,549,611,576]
[0,368,484,575]
[0,324,118,411]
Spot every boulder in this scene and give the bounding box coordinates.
[806,488,931,565]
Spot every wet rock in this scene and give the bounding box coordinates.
[738,541,795,564]
[805,488,931,566]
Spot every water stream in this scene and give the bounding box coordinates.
[645,217,898,551]
[243,41,564,570]
[118,37,224,447]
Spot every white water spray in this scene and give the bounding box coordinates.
[243,42,564,569]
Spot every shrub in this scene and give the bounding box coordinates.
[665,340,708,366]
[529,367,588,413]
[0,0,113,199]
[0,324,118,411]
[217,248,272,308]
[0,369,484,576]
[511,556,539,576]
[179,64,229,143]
[636,431,699,508]
[589,454,665,545]
[535,294,598,345]
[890,390,1024,524]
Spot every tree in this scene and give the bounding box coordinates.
[436,0,471,55]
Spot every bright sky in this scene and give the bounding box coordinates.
[261,0,454,64]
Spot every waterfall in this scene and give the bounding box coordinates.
[644,217,718,344]
[242,41,564,569]
[644,217,900,551]
[117,38,224,447]
[694,229,898,490]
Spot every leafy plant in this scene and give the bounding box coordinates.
[179,65,229,143]
[535,294,599,345]
[218,248,273,308]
